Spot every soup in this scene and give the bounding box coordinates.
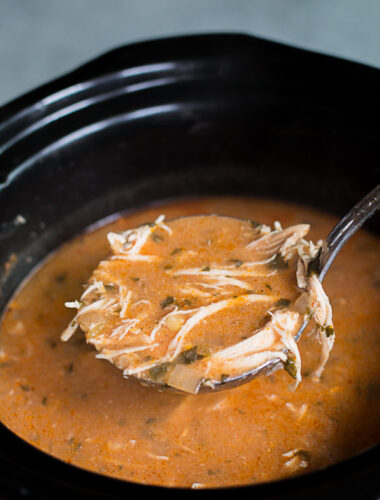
[64,215,332,394]
[0,197,379,488]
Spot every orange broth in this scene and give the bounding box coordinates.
[0,197,379,488]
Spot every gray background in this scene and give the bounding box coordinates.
[1,0,380,105]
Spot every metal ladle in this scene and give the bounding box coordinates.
[145,185,380,393]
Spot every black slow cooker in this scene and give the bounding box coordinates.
[0,34,379,499]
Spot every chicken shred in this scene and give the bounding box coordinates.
[61,215,334,393]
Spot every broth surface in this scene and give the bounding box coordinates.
[0,197,379,488]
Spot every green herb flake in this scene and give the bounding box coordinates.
[149,362,171,381]
[41,396,48,406]
[178,346,205,365]
[171,248,183,255]
[227,259,243,268]
[295,450,311,462]
[248,219,262,229]
[325,326,335,337]
[275,298,291,308]
[47,338,57,349]
[68,437,82,452]
[145,417,158,425]
[202,266,211,272]
[181,299,192,308]
[130,277,140,282]
[265,283,272,291]
[220,373,230,384]
[20,384,30,392]
[55,273,67,283]
[160,296,175,308]
[283,358,297,379]
[65,362,74,374]
[307,250,321,276]
[268,253,288,270]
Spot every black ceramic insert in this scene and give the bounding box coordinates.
[0,34,379,499]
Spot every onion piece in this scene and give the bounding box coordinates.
[166,364,204,394]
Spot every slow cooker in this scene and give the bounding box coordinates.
[0,34,379,499]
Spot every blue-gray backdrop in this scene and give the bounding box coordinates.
[1,0,379,105]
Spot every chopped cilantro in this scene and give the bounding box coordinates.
[68,437,82,452]
[295,450,311,462]
[284,358,297,379]
[178,346,205,365]
[307,250,321,276]
[275,298,291,308]
[55,273,67,283]
[325,326,335,337]
[248,219,262,228]
[171,248,183,255]
[149,362,170,381]
[160,296,174,308]
[65,362,74,374]
[268,253,288,270]
[181,299,192,308]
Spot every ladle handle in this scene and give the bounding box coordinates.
[318,184,380,281]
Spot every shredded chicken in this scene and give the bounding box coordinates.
[282,448,311,470]
[210,310,299,375]
[61,215,334,394]
[295,252,335,380]
[246,224,309,256]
